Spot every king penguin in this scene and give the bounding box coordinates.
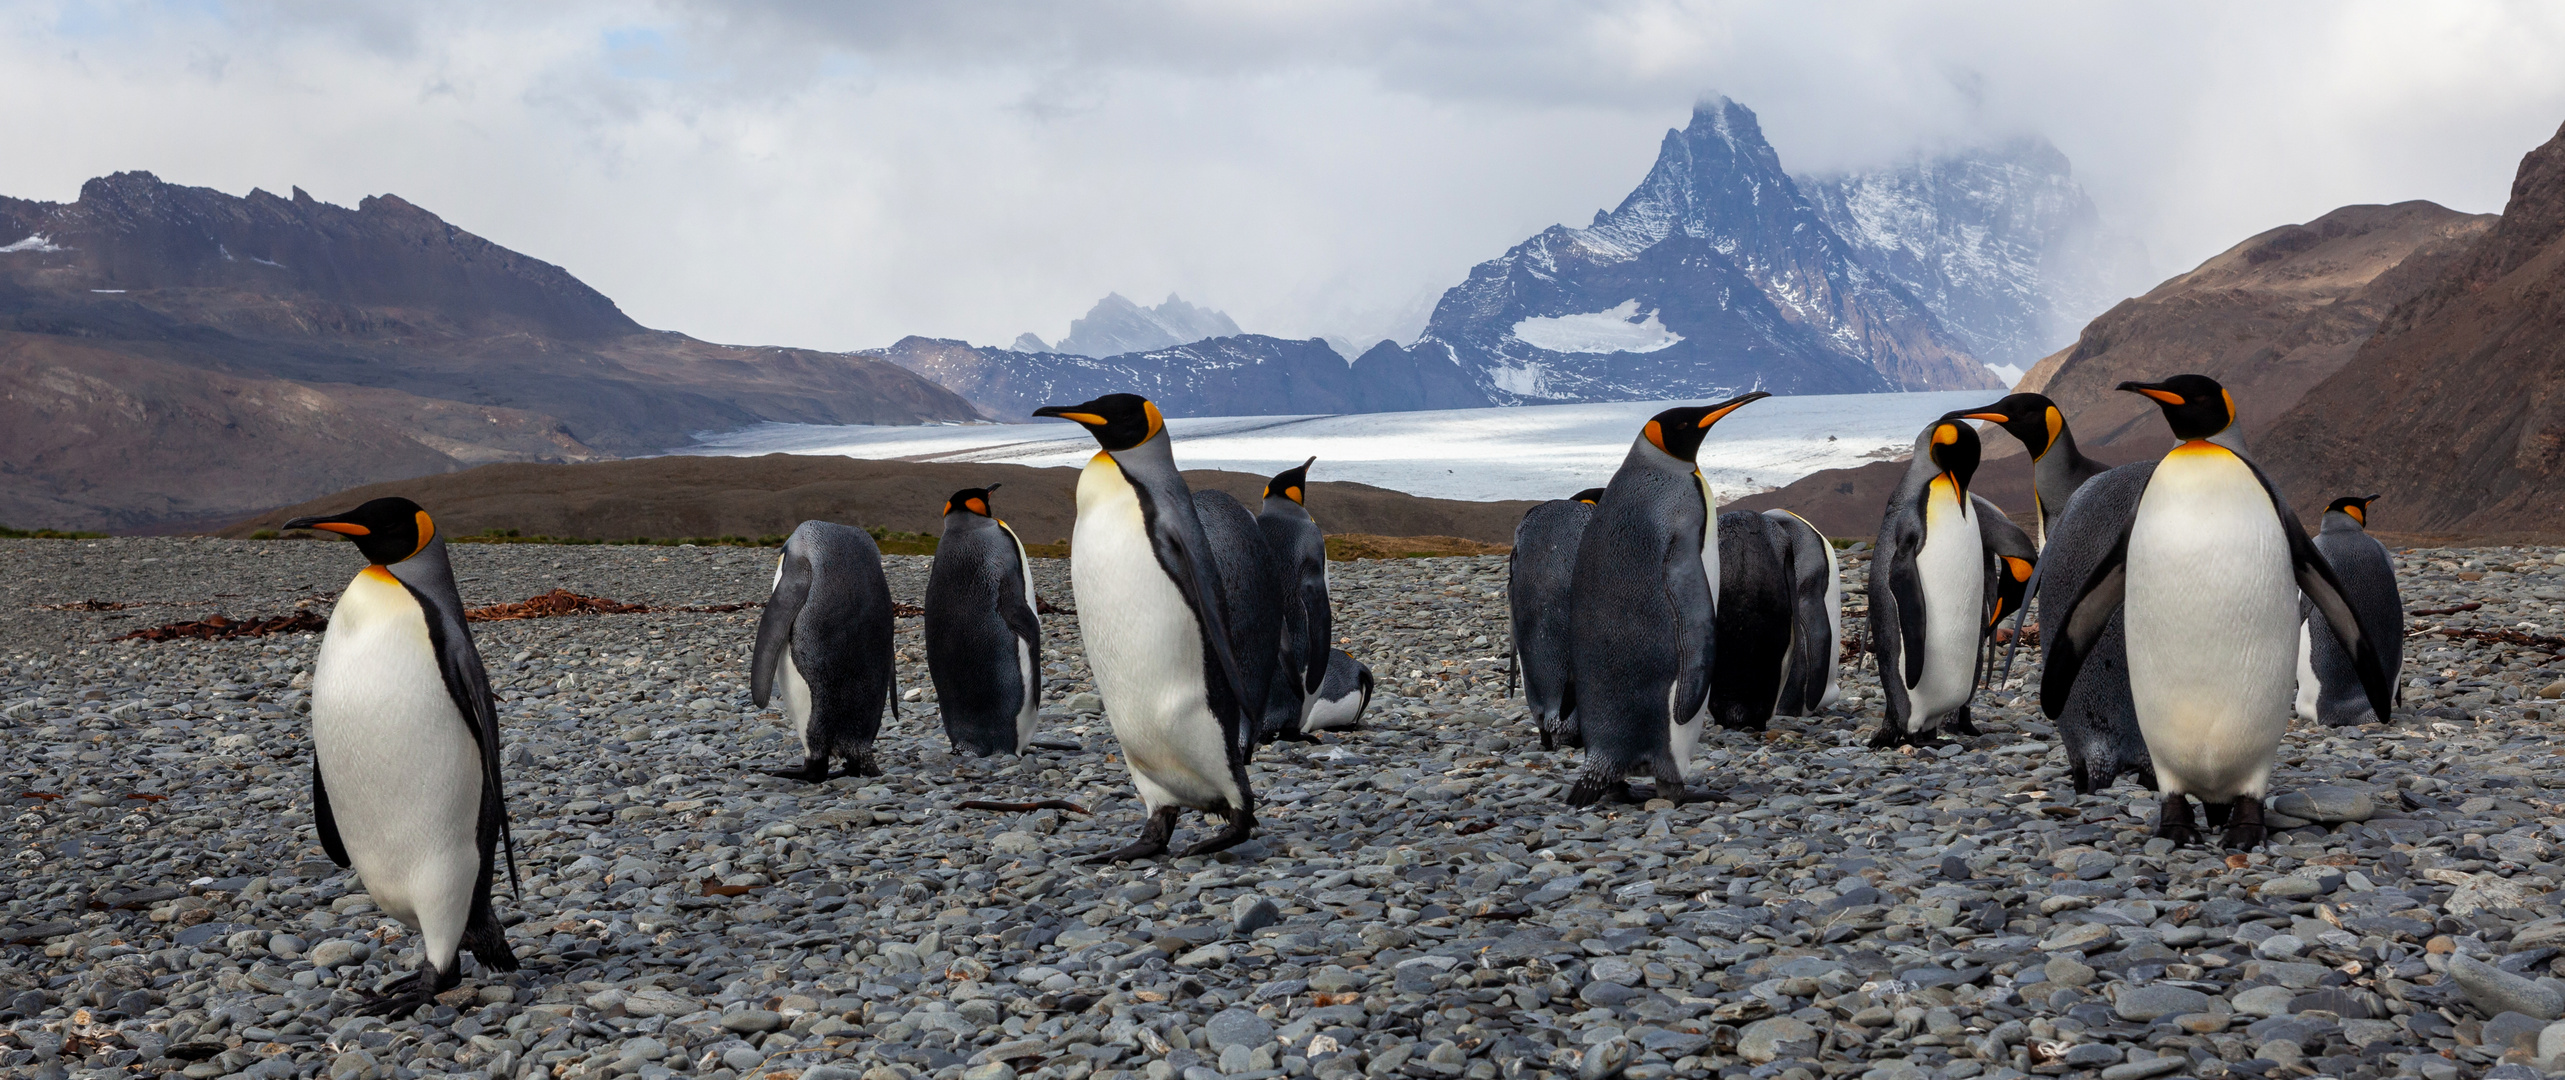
[1033,393,1269,860]
[1869,420,1990,747]
[2043,374,2393,848]
[1193,487,1293,743]
[1761,509,1842,717]
[1707,509,1794,731]
[1973,496,2038,687]
[1564,393,1768,805]
[925,485,1044,756]
[2295,495,2405,727]
[750,520,898,780]
[1257,457,1333,741]
[1943,392,2111,548]
[1303,648,1375,732]
[282,497,517,1015]
[1508,487,1602,749]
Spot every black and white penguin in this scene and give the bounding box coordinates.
[1944,392,2111,548]
[1303,648,1375,732]
[2043,375,2393,848]
[282,497,517,1015]
[1708,510,1793,731]
[1194,488,1294,743]
[1508,488,1601,749]
[1761,509,1842,717]
[750,520,898,780]
[2295,495,2405,727]
[1033,394,1269,860]
[1868,420,1990,747]
[1973,495,2039,686]
[925,486,1044,756]
[2036,463,2159,793]
[1564,392,1769,805]
[1257,458,1333,739]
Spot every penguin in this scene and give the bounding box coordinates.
[750,520,898,780]
[2036,463,2160,794]
[1508,488,1602,749]
[1032,393,1268,861]
[924,486,1044,756]
[1943,392,2111,548]
[2294,495,2405,727]
[1302,648,1376,732]
[1761,509,1842,717]
[1973,496,2038,686]
[1868,420,1990,748]
[1707,510,1793,731]
[2042,374,2393,848]
[1564,392,1769,805]
[1256,457,1332,740]
[281,497,517,1015]
[1193,488,1293,744]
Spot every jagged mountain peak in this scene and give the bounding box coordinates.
[1048,291,1243,357]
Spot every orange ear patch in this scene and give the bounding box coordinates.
[1932,424,1959,445]
[1284,485,1303,503]
[409,511,436,560]
[2006,556,2034,582]
[1643,420,1667,452]
[1143,400,1166,440]
[2345,504,2365,525]
[966,498,988,516]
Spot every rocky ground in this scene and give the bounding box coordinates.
[10,538,2565,1080]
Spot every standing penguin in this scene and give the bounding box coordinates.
[1303,649,1376,731]
[1707,510,1793,731]
[282,497,517,1014]
[1943,392,2111,548]
[1762,509,1842,716]
[1565,393,1768,805]
[1509,487,1602,749]
[2043,375,2392,848]
[1973,496,2039,685]
[925,486,1044,756]
[1033,393,1267,860]
[1869,420,1990,747]
[1194,488,1293,743]
[2295,495,2404,727]
[1257,458,1333,738]
[751,521,898,780]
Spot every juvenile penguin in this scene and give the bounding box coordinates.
[2295,495,2405,727]
[1257,458,1332,738]
[1194,488,1293,743]
[283,497,517,1014]
[1868,420,1989,747]
[1565,393,1768,805]
[1303,648,1376,731]
[1762,509,1842,716]
[1034,393,1268,860]
[1708,510,1793,731]
[1509,488,1602,749]
[751,520,898,780]
[924,486,1043,756]
[1943,392,2111,548]
[2043,375,2393,848]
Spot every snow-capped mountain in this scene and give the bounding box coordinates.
[1798,137,2150,375]
[1409,97,2003,405]
[1016,292,1243,357]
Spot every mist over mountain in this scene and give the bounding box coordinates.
[1014,292,1242,357]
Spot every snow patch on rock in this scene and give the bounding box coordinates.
[1510,301,1683,355]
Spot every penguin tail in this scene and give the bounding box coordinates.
[464,896,519,973]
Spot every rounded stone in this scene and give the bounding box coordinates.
[1205,1008,1273,1051]
[305,939,358,969]
[1737,1018,1816,1064]
[2232,985,2297,1018]
[722,1008,785,1033]
[2114,984,2211,1022]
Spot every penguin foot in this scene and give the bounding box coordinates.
[353,965,460,1018]
[762,758,831,783]
[1944,708,1981,737]
[1566,778,1636,806]
[837,748,882,778]
[2221,798,2267,851]
[1086,806,1180,864]
[1175,808,1256,859]
[2202,801,2233,829]
[1864,724,1907,750]
[2152,794,2202,847]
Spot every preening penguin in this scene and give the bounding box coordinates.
[2043,375,2393,849]
[1034,393,1268,861]
[1707,510,1793,732]
[1973,496,2038,686]
[1944,392,2111,549]
[751,521,898,780]
[1303,648,1375,731]
[1868,420,1989,748]
[1508,489,1601,749]
[1256,458,1332,741]
[925,486,1044,756]
[1761,509,1841,717]
[2295,495,2404,727]
[282,497,517,1015]
[1564,392,1768,806]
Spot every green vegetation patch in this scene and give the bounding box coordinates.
[0,525,110,539]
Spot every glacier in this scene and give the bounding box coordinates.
[1510,301,1684,354]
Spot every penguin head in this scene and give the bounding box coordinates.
[2328,494,2380,527]
[2118,374,2234,441]
[282,497,437,566]
[1641,392,1771,463]
[1263,457,1316,504]
[943,484,1002,518]
[1570,488,1605,505]
[1946,392,2064,458]
[1925,420,1981,496]
[1033,393,1163,451]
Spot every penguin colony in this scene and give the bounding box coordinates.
[280,374,2401,1005]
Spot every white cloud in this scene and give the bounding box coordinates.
[1,1,2560,354]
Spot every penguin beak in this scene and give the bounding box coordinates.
[1951,410,2011,424]
[1697,391,1772,427]
[1032,406,1106,426]
[281,515,369,536]
[2117,380,2186,406]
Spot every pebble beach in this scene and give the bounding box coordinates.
[10,537,2565,1080]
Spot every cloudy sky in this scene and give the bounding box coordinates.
[5,1,2562,353]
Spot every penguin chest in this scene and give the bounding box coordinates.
[2124,444,2296,800]
[309,567,484,931]
[1070,456,1239,810]
[1907,476,1984,725]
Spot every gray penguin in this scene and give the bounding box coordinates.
[1257,457,1333,741]
[1708,510,1794,731]
[1193,488,1295,745]
[751,520,899,781]
[1508,487,1602,749]
[1564,393,1768,806]
[1761,509,1842,717]
[1869,420,1989,748]
[924,485,1044,756]
[2295,495,2405,727]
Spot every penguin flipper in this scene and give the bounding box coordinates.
[2040,539,2130,720]
[751,548,814,707]
[1151,502,1262,761]
[2288,517,2397,725]
[1664,512,1717,730]
[312,764,350,868]
[1887,530,1929,690]
[389,547,518,898]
